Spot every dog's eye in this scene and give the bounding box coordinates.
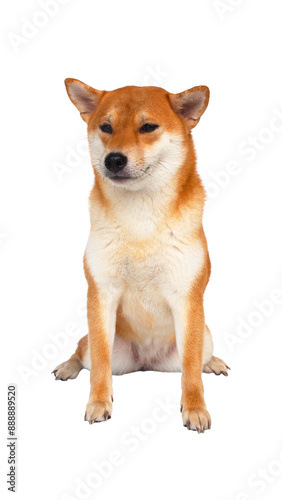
[139,123,159,134]
[99,123,113,134]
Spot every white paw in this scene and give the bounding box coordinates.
[52,358,82,381]
[203,356,230,376]
[181,405,211,433]
[84,400,112,424]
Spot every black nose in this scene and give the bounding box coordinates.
[105,152,128,173]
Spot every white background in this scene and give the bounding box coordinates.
[1,1,282,499]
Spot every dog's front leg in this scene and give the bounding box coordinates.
[174,290,211,433]
[84,271,118,424]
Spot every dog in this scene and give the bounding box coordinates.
[53,79,230,432]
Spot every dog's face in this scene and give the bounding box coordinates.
[65,80,209,191]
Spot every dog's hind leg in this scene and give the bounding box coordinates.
[152,326,230,375]
[202,326,230,376]
[53,327,230,379]
[52,335,88,381]
[53,334,140,380]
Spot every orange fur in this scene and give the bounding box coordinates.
[83,256,112,405]
[181,266,209,412]
[116,305,141,343]
[75,334,88,360]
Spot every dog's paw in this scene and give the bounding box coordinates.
[181,405,211,433]
[203,356,230,376]
[52,357,82,381]
[84,400,112,424]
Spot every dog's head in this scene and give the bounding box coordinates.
[65,79,209,191]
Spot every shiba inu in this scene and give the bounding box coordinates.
[53,79,230,432]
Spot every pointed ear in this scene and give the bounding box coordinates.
[64,78,104,123]
[169,86,210,130]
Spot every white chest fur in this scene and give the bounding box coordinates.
[85,194,204,346]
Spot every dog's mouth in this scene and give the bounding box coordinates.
[107,175,136,184]
[104,166,151,185]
